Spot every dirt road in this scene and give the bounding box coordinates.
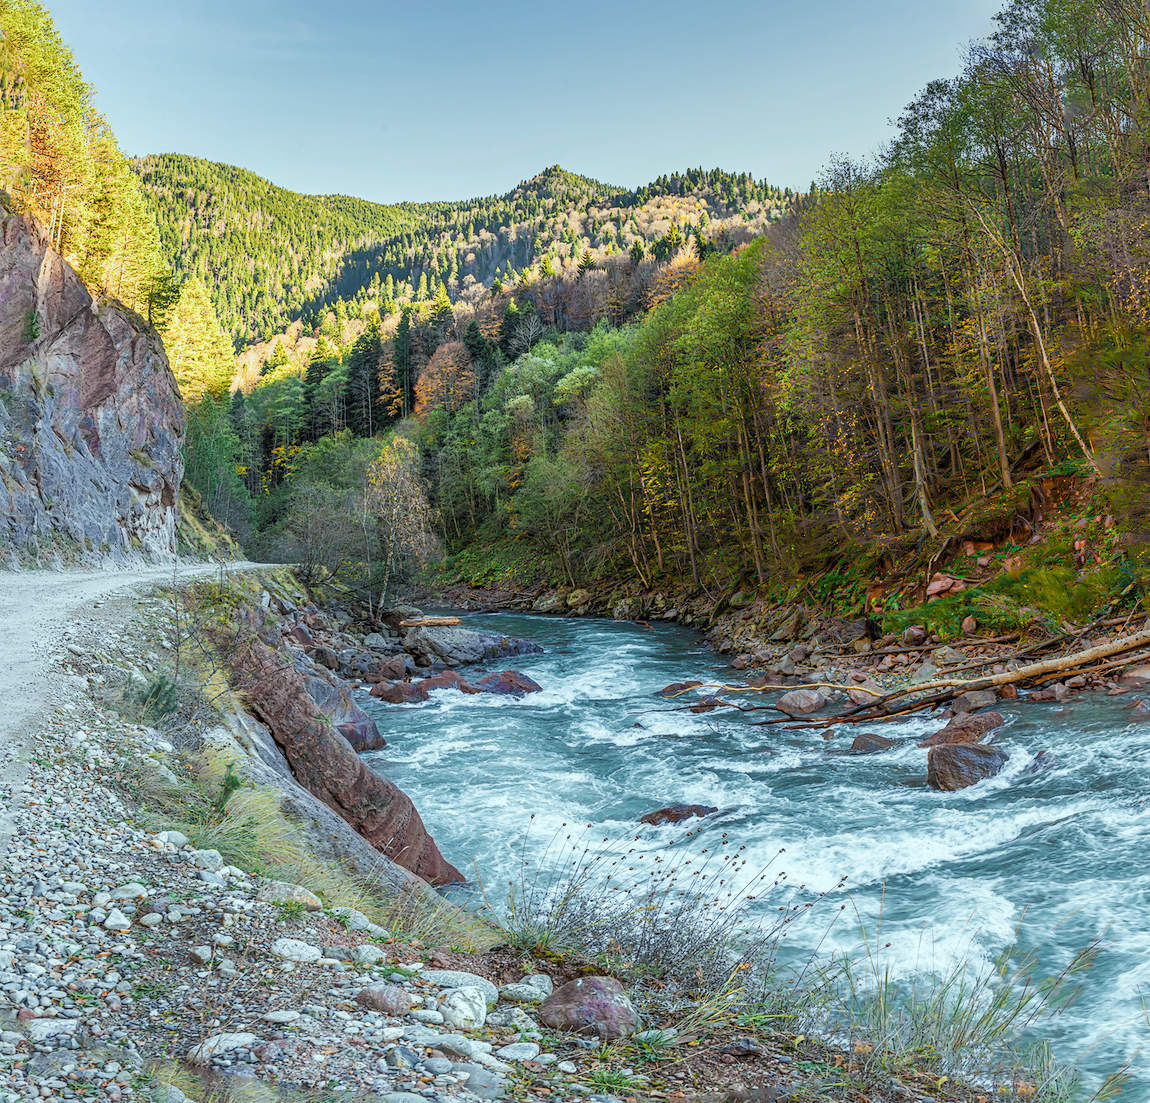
[0,561,259,855]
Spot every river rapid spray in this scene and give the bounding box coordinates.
[362,611,1150,1091]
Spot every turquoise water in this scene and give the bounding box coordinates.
[362,612,1150,1092]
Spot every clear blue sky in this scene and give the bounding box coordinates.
[46,0,1004,203]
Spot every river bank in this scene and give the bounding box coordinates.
[2,564,1140,1103]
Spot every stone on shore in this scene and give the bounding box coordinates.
[538,976,639,1040]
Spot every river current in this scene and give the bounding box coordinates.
[362,612,1150,1093]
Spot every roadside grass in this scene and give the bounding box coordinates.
[494,820,1113,1102]
[128,741,490,949]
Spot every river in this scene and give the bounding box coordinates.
[362,611,1150,1094]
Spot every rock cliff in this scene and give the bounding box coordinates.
[0,211,184,562]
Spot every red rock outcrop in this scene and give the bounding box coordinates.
[0,212,183,560]
[227,628,462,885]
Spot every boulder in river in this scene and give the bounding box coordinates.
[403,625,543,667]
[952,689,998,714]
[657,680,704,698]
[849,732,898,754]
[775,688,827,716]
[1130,697,1150,721]
[640,803,718,826]
[538,976,639,1040]
[473,670,542,696]
[919,710,1004,748]
[927,744,1009,791]
[689,695,732,714]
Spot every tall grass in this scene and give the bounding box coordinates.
[494,816,844,990]
[492,818,1116,1101]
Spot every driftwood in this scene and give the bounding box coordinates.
[789,625,1150,728]
[398,616,462,628]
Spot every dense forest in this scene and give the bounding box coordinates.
[4,0,1149,622]
[204,0,1150,615]
[135,153,790,347]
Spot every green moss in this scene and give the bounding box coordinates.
[883,563,1124,639]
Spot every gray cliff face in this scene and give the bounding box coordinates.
[0,212,184,563]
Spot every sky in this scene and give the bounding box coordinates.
[46,0,1005,204]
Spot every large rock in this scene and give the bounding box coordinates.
[952,689,998,714]
[775,689,827,716]
[300,670,386,752]
[927,744,1009,790]
[220,622,463,885]
[419,969,499,1006]
[919,711,1005,748]
[439,985,488,1029]
[538,976,639,1040]
[639,804,717,826]
[848,733,897,755]
[473,670,542,696]
[0,212,183,560]
[403,625,543,667]
[356,983,414,1015]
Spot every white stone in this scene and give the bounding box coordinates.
[498,982,547,1004]
[350,944,386,966]
[187,1032,258,1063]
[103,909,130,932]
[419,969,498,1006]
[26,1019,78,1043]
[262,1010,300,1024]
[109,882,148,901]
[439,985,486,1030]
[256,880,322,911]
[270,938,321,963]
[190,849,223,871]
[495,1042,540,1062]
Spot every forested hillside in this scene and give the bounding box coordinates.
[0,1,168,317]
[135,153,791,346]
[209,0,1150,625]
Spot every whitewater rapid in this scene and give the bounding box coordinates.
[363,612,1150,1092]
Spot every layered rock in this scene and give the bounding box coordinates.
[226,621,462,885]
[402,624,544,667]
[0,212,183,561]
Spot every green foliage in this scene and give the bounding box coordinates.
[0,0,170,315]
[138,673,178,722]
[21,308,37,341]
[884,565,1124,639]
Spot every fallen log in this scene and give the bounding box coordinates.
[788,624,1150,729]
[398,616,462,628]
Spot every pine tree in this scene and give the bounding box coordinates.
[160,278,235,402]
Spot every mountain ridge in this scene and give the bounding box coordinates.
[134,152,792,347]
